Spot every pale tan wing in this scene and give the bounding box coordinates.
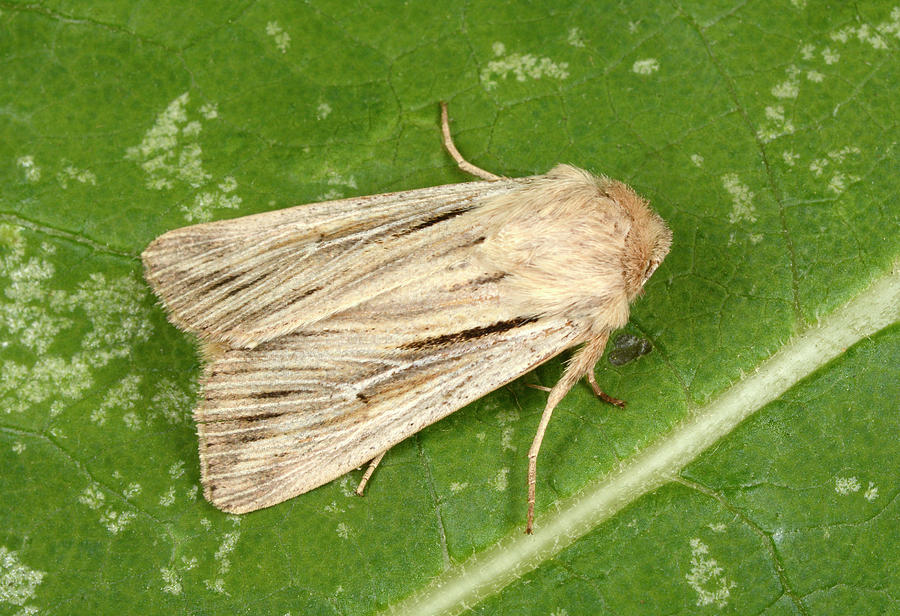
[142,178,526,348]
[196,260,587,513]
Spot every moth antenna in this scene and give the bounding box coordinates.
[355,451,386,496]
[440,101,502,181]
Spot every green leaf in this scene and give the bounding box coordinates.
[1,2,897,615]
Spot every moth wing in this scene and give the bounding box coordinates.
[142,179,524,348]
[196,265,586,513]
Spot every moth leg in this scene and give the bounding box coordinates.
[526,333,610,533]
[355,451,387,496]
[439,101,502,181]
[526,383,552,393]
[586,370,626,408]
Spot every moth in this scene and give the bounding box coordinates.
[142,102,672,533]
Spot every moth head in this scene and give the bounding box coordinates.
[605,180,672,300]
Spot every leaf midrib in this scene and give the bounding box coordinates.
[383,266,900,616]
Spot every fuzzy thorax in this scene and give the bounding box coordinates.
[478,164,671,334]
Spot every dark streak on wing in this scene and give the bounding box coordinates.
[450,272,507,291]
[203,272,242,292]
[233,284,323,329]
[401,316,540,350]
[202,410,287,425]
[220,272,286,300]
[473,272,507,285]
[240,411,285,422]
[194,270,276,305]
[250,390,309,400]
[236,432,268,443]
[394,205,476,237]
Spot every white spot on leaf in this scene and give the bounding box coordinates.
[493,468,509,492]
[690,154,704,167]
[757,105,794,142]
[150,379,192,425]
[0,546,44,609]
[126,92,241,222]
[78,484,106,510]
[169,460,186,479]
[92,374,142,426]
[481,43,569,90]
[496,409,519,425]
[99,509,135,534]
[316,102,332,120]
[772,528,784,544]
[834,476,861,494]
[159,487,176,507]
[685,538,736,608]
[721,173,757,224]
[266,21,291,53]
[205,531,240,594]
[89,406,107,425]
[160,567,182,595]
[57,164,97,189]
[809,158,827,176]
[500,426,516,451]
[122,411,142,430]
[16,156,41,182]
[200,103,219,119]
[126,93,194,189]
[326,172,357,189]
[567,27,585,48]
[632,58,659,75]
[831,10,899,49]
[323,501,345,514]
[822,47,840,64]
[864,482,879,501]
[123,483,142,499]
[771,65,800,99]
[827,172,848,194]
[828,145,860,163]
[316,172,358,201]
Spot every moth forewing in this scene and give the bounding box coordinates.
[142,103,672,533]
[196,276,584,513]
[141,178,525,348]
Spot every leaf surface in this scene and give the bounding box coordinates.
[0,1,897,614]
